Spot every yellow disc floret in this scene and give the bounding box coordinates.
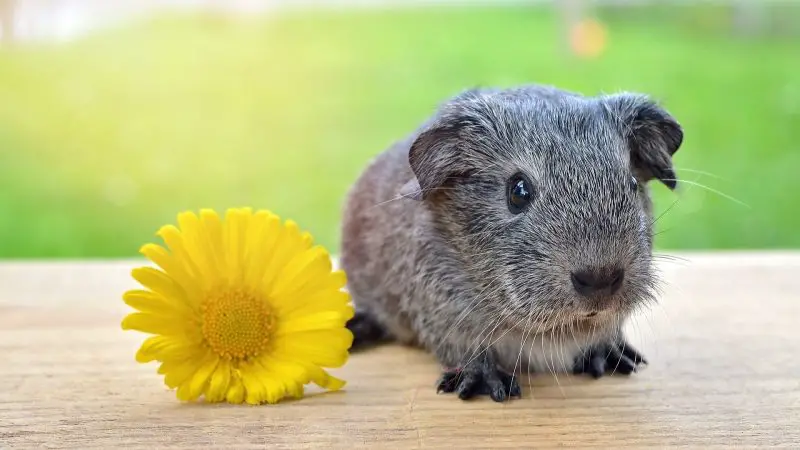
[201,287,274,360]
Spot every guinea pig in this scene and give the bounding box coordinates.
[339,84,683,402]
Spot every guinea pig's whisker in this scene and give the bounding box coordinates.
[463,307,528,370]
[557,322,574,389]
[652,253,689,263]
[483,308,530,357]
[547,319,566,396]
[537,322,553,377]
[365,195,412,210]
[458,303,496,354]
[568,320,587,360]
[650,197,681,227]
[589,315,599,353]
[526,310,549,397]
[514,312,534,375]
[652,227,675,238]
[438,300,490,350]
[527,338,536,398]
[462,307,513,367]
[642,289,661,309]
[367,159,503,211]
[608,315,625,377]
[511,311,536,394]
[662,178,749,209]
[366,186,462,210]
[466,273,536,358]
[464,327,492,366]
[463,324,502,372]
[633,308,658,361]
[461,318,496,369]
[646,276,681,330]
[542,316,556,375]
[436,271,508,352]
[673,166,726,180]
[561,322,576,387]
[652,254,691,269]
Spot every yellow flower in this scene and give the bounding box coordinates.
[121,208,354,404]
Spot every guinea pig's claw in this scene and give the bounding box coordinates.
[572,339,647,379]
[436,356,521,402]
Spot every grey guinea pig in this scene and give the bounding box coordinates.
[339,84,683,402]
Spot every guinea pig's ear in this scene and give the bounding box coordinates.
[404,118,471,201]
[603,93,684,190]
[398,178,423,201]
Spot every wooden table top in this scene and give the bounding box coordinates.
[1,252,799,449]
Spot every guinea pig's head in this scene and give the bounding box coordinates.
[402,86,683,334]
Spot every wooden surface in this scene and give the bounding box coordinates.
[1,252,799,449]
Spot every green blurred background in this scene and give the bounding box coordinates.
[0,0,798,258]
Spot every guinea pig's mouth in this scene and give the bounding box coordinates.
[562,314,609,335]
[563,306,624,332]
[519,311,612,336]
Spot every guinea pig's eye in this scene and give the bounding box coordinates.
[507,173,532,214]
[629,176,639,192]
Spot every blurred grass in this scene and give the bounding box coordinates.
[0,4,798,258]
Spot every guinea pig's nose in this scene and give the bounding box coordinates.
[570,267,624,297]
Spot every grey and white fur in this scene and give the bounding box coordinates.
[340,84,683,402]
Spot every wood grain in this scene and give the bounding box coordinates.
[1,253,799,449]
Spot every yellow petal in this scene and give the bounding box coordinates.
[177,211,216,284]
[224,208,249,281]
[287,220,313,251]
[121,312,184,335]
[163,359,200,389]
[135,335,198,363]
[242,211,278,289]
[241,364,268,405]
[251,358,286,404]
[278,288,351,319]
[205,359,231,403]
[298,362,347,391]
[176,382,194,401]
[299,230,314,248]
[136,336,167,363]
[130,267,192,308]
[320,373,346,391]
[273,338,350,368]
[261,220,308,293]
[276,311,353,335]
[188,352,220,400]
[199,209,225,283]
[138,243,198,299]
[259,355,309,398]
[283,381,304,399]
[226,373,246,404]
[259,355,309,384]
[282,329,354,350]
[123,289,192,317]
[270,246,332,301]
[156,224,203,286]
[251,213,284,286]
[328,271,347,290]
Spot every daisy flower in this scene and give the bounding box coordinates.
[121,208,354,404]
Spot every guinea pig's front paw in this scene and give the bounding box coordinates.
[572,339,648,379]
[436,354,521,402]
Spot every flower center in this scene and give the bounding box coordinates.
[201,287,274,360]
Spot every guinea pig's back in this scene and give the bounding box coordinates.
[340,133,420,330]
